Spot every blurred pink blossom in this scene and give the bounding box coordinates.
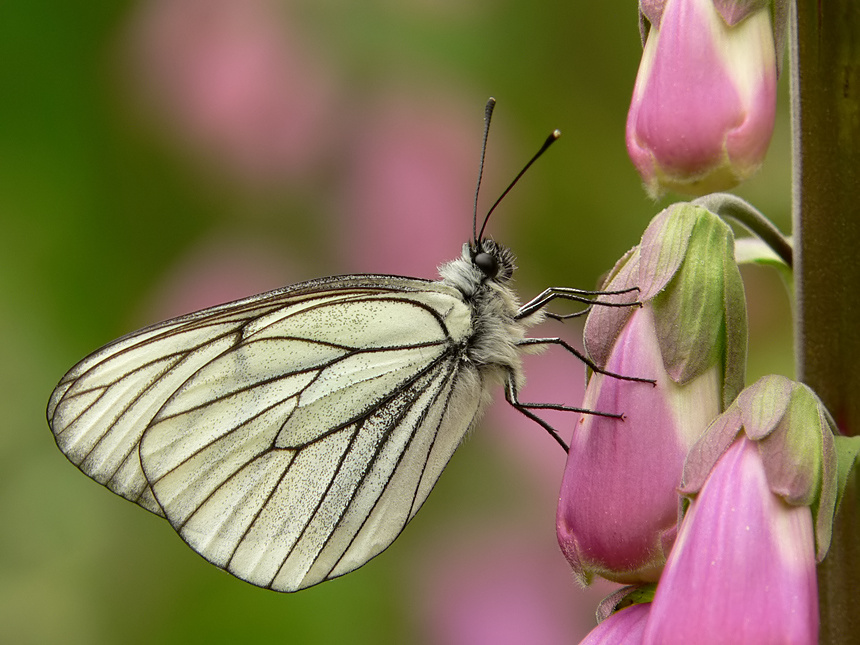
[125,0,337,186]
[415,527,614,645]
[138,235,294,322]
[337,93,486,278]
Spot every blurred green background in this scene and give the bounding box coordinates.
[1,1,793,643]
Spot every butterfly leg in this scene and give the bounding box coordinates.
[518,337,656,385]
[503,374,625,453]
[516,286,640,321]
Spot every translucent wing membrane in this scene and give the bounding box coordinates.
[47,275,481,591]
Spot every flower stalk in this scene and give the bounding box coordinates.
[791,0,860,641]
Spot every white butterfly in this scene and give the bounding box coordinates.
[46,100,640,592]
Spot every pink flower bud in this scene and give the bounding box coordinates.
[556,203,745,584]
[556,305,721,584]
[626,0,778,197]
[639,375,858,643]
[642,436,818,644]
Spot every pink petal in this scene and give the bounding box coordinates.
[644,438,818,644]
[581,603,650,645]
[557,307,720,582]
[630,0,743,175]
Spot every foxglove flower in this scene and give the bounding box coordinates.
[557,202,747,583]
[417,529,601,644]
[126,0,337,186]
[337,93,478,278]
[644,436,817,643]
[626,0,784,197]
[580,603,650,645]
[641,375,858,644]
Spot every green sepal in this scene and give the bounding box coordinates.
[584,202,748,409]
[734,236,794,301]
[595,584,657,623]
[583,247,640,370]
[646,204,747,405]
[681,375,849,560]
[833,434,860,520]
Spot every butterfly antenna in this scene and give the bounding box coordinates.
[476,128,561,245]
[473,97,497,246]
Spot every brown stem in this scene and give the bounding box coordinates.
[790,1,860,643]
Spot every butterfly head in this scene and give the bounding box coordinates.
[470,239,516,283]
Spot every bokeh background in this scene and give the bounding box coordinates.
[2,1,793,643]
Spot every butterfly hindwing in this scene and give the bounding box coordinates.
[47,275,482,591]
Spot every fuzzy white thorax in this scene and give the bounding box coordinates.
[437,241,545,394]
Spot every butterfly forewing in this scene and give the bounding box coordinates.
[48,275,482,591]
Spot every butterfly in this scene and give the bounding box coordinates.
[46,99,643,592]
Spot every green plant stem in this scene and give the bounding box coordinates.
[790,1,860,643]
[693,192,793,267]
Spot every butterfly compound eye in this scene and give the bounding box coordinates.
[474,251,499,278]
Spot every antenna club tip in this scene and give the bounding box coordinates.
[484,97,497,120]
[552,129,562,139]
